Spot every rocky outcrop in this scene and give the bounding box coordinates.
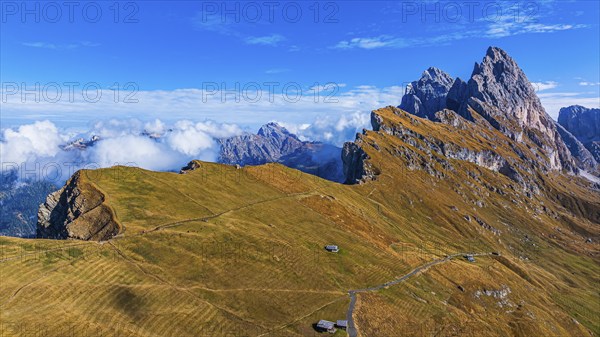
[558,105,600,163]
[179,160,202,174]
[433,109,468,129]
[218,122,344,182]
[37,172,120,241]
[399,67,454,120]
[342,136,377,184]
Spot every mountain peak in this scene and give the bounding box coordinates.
[257,122,296,139]
[399,67,454,120]
[560,105,594,117]
[436,47,581,172]
[422,67,451,81]
[218,122,344,181]
[468,47,550,131]
[485,46,510,59]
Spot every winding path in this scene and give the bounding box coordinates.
[345,252,492,337]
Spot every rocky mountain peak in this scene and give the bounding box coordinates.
[257,122,299,141]
[468,46,551,133]
[422,67,452,82]
[443,47,577,172]
[399,66,454,120]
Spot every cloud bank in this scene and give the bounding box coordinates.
[0,111,371,185]
[0,119,244,184]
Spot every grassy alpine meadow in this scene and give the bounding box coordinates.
[2,110,598,337]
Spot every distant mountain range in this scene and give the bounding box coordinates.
[218,122,344,182]
[558,105,600,164]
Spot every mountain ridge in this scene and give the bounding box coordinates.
[2,46,597,337]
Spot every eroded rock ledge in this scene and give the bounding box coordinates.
[37,171,120,241]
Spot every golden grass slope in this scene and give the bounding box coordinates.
[1,108,599,337]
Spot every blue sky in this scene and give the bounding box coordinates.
[1,0,599,132]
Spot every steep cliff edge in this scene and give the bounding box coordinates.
[37,171,120,241]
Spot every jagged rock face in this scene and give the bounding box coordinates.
[399,67,454,120]
[467,47,552,133]
[558,105,600,162]
[342,137,375,184]
[445,47,576,172]
[446,78,468,114]
[218,122,344,182]
[345,47,595,186]
[37,172,120,241]
[434,109,468,129]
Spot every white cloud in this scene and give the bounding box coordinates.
[21,41,100,50]
[144,119,167,135]
[0,118,245,183]
[531,81,558,92]
[579,81,600,86]
[0,121,65,164]
[278,111,371,146]
[0,82,410,183]
[165,121,217,157]
[192,120,243,139]
[1,84,406,129]
[486,19,585,38]
[333,36,406,50]
[265,68,290,74]
[91,135,187,172]
[538,92,600,119]
[245,34,286,46]
[333,14,587,50]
